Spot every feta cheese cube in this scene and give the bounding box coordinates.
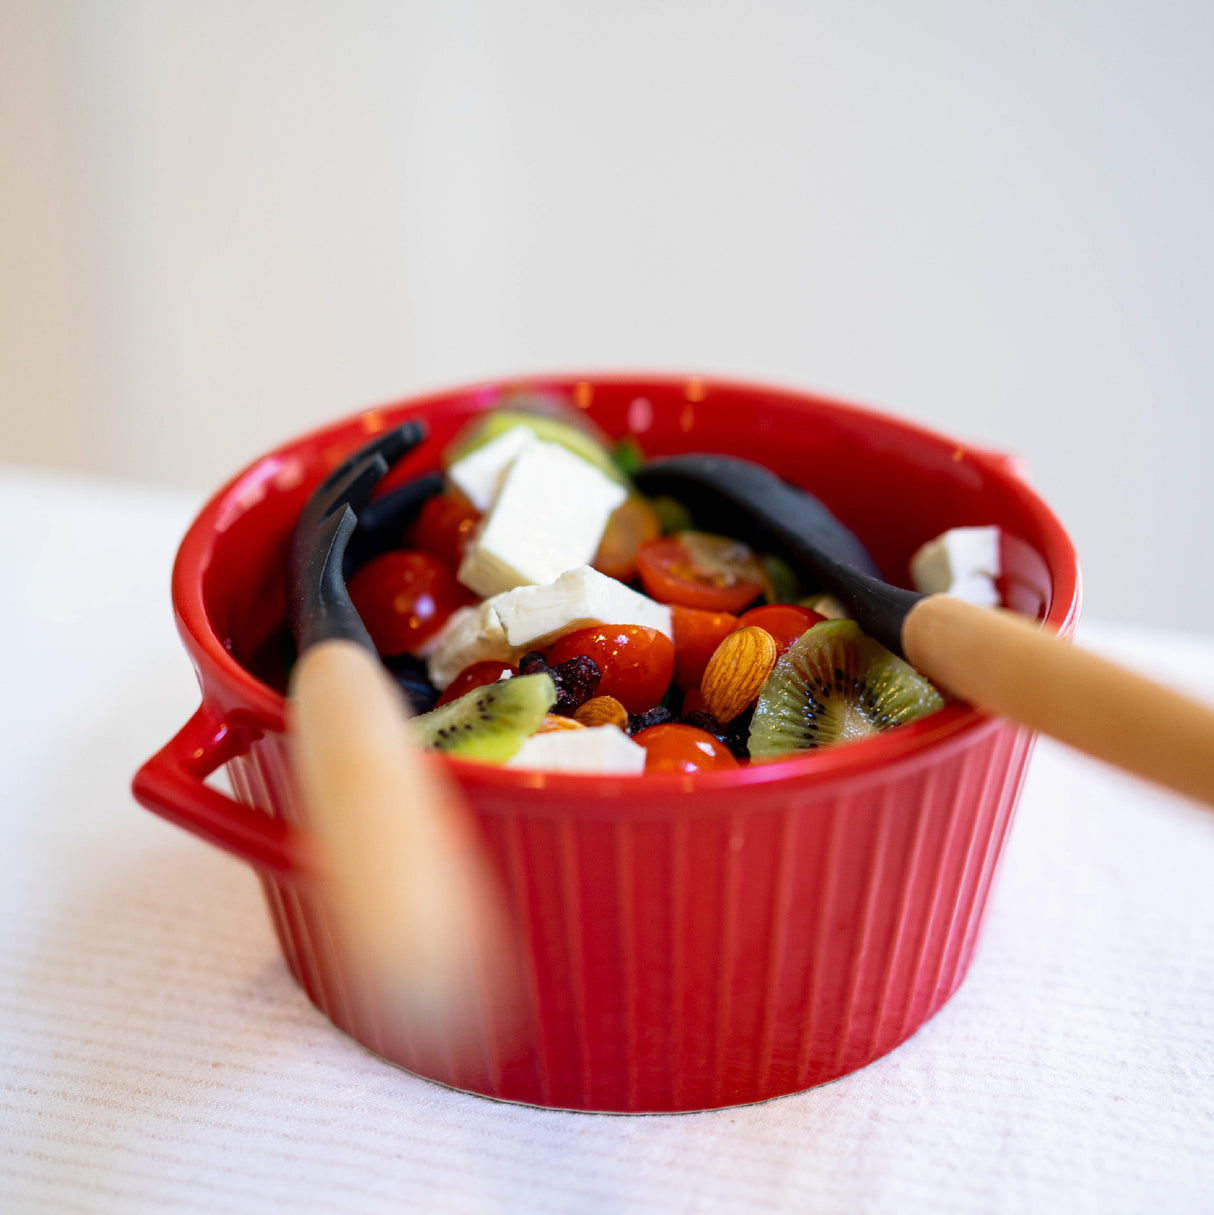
[938,572,1001,608]
[505,725,648,775]
[418,600,513,689]
[493,565,673,650]
[420,566,673,690]
[445,423,535,511]
[457,439,628,597]
[910,525,1002,604]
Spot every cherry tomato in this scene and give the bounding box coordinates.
[592,495,661,583]
[634,723,739,774]
[545,625,675,714]
[347,550,476,656]
[406,491,481,572]
[635,532,766,614]
[435,659,517,708]
[670,604,738,690]
[734,603,825,656]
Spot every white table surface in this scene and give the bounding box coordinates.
[2,463,1212,1215]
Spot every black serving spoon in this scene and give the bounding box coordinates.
[635,453,914,656]
[635,454,1214,808]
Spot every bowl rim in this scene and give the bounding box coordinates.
[171,370,1082,797]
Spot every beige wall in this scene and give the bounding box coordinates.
[0,0,88,469]
[3,1,1213,631]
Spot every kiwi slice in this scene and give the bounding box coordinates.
[443,408,624,483]
[748,620,944,760]
[412,673,557,763]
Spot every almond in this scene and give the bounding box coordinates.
[573,695,629,731]
[537,713,586,733]
[700,625,778,724]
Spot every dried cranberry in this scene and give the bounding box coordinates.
[722,704,754,759]
[682,709,723,738]
[551,654,601,715]
[627,705,674,735]
[520,649,601,715]
[518,650,554,678]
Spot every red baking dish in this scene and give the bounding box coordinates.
[132,374,1080,1112]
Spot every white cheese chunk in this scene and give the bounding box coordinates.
[938,572,1001,608]
[493,565,673,650]
[910,525,1002,605]
[505,725,648,775]
[457,439,628,597]
[418,600,513,689]
[420,566,673,690]
[445,423,535,511]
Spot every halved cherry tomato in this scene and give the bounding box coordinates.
[406,491,481,572]
[670,604,738,690]
[734,603,826,656]
[545,625,675,714]
[592,495,661,583]
[435,659,518,708]
[347,550,476,656]
[635,532,766,614]
[634,723,739,774]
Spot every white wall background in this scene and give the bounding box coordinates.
[3,0,1212,630]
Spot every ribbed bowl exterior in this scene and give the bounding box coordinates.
[227,720,1033,1113]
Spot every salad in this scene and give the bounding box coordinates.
[338,397,996,776]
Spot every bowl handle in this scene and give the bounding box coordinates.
[132,704,306,879]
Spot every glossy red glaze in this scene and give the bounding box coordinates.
[132,373,1081,1113]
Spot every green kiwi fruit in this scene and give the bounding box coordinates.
[443,408,624,483]
[748,620,944,760]
[412,673,556,763]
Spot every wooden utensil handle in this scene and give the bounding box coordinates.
[902,595,1214,808]
[289,640,516,1053]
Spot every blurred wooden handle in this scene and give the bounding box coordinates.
[903,595,1214,808]
[288,640,511,1039]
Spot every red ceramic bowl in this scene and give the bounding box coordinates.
[133,373,1080,1112]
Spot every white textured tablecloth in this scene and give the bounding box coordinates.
[2,465,1212,1214]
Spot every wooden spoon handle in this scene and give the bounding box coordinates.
[902,595,1214,808]
[289,639,516,1056]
